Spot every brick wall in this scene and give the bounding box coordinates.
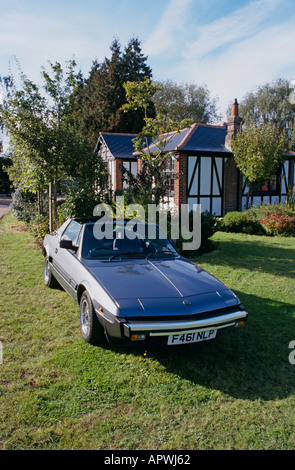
[224,100,243,214]
[223,156,241,214]
[114,159,123,191]
[137,156,142,176]
[174,152,187,208]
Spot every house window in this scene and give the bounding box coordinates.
[163,157,175,198]
[122,160,138,188]
[251,169,280,196]
[242,161,290,209]
[187,156,224,216]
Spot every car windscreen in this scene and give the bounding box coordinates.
[81,222,177,259]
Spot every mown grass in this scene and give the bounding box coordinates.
[0,213,295,450]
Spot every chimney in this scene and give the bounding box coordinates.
[225,99,243,150]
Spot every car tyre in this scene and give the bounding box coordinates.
[80,291,105,345]
[44,256,58,288]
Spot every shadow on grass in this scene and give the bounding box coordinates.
[109,290,295,402]
[139,290,295,402]
[53,232,295,402]
[199,235,295,279]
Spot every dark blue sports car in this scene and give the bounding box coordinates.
[42,218,248,346]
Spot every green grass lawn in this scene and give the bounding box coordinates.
[1,213,295,450]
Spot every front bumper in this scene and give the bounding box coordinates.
[123,309,248,339]
[97,305,248,344]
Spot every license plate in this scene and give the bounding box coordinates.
[167,329,217,345]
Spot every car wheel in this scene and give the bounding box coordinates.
[80,291,105,345]
[44,256,58,288]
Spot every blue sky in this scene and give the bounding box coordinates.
[1,0,295,120]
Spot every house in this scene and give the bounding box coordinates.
[95,100,295,216]
[94,132,138,194]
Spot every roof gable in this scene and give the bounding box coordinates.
[141,123,230,155]
[97,133,137,160]
[95,123,231,159]
[181,123,230,153]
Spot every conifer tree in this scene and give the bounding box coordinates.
[79,38,154,146]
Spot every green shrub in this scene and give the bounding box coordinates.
[247,203,295,223]
[174,210,221,257]
[223,204,295,237]
[223,211,248,233]
[60,183,101,219]
[10,188,36,223]
[29,215,50,239]
[224,211,264,235]
[201,210,222,240]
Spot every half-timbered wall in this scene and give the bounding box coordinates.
[241,160,292,210]
[187,155,225,216]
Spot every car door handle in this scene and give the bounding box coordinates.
[55,248,58,254]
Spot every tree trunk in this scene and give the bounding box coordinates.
[245,189,250,210]
[37,188,44,216]
[37,189,41,216]
[53,170,58,228]
[40,189,43,215]
[48,182,53,232]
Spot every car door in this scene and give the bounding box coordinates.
[52,220,82,300]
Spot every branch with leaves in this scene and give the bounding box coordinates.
[0,59,104,227]
[121,78,192,205]
[232,122,290,205]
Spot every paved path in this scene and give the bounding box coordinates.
[0,196,12,219]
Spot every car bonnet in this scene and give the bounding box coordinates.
[85,257,239,312]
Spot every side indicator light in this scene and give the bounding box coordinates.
[131,334,146,342]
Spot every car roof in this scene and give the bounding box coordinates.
[71,217,156,225]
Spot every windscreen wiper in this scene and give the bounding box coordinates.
[109,251,146,261]
[145,251,176,260]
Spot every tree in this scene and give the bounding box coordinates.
[238,78,295,141]
[79,37,154,146]
[0,155,11,194]
[122,77,160,120]
[232,122,289,207]
[0,59,104,227]
[1,67,52,190]
[153,80,221,124]
[121,78,192,205]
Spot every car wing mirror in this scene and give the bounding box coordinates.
[60,239,78,252]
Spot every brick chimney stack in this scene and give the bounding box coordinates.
[225,98,243,150]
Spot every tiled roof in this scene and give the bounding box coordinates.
[98,133,137,159]
[138,123,231,155]
[96,123,231,159]
[181,123,230,153]
[146,128,192,153]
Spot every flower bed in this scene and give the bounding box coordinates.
[261,214,295,236]
[223,203,295,237]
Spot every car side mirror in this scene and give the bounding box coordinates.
[60,239,78,252]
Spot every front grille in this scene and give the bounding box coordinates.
[124,305,244,323]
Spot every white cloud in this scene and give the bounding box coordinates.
[144,0,294,117]
[1,0,294,120]
[183,0,282,61]
[180,16,295,117]
[144,0,194,56]
[0,8,111,83]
